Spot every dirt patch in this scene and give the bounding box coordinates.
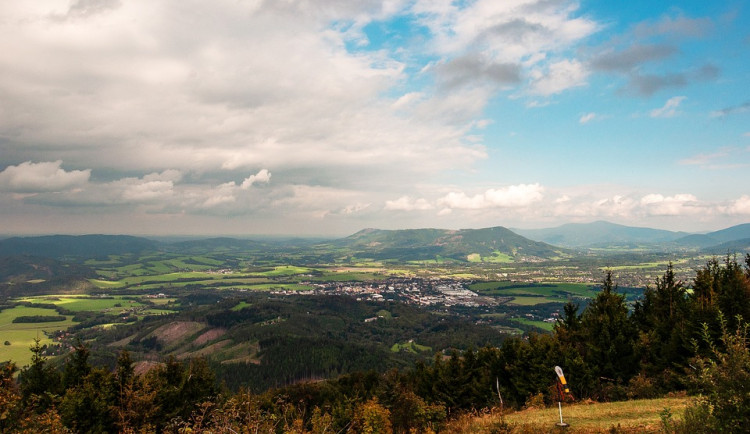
[193,328,226,346]
[221,355,261,365]
[217,341,261,365]
[108,334,135,347]
[152,321,205,347]
[178,339,232,360]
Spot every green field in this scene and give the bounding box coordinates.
[17,295,147,312]
[470,281,597,300]
[507,296,559,306]
[251,265,314,276]
[390,341,431,353]
[0,305,74,367]
[483,251,515,263]
[231,301,252,311]
[512,317,556,331]
[469,281,593,306]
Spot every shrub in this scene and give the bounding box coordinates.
[626,373,658,399]
[686,314,750,432]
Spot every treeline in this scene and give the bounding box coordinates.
[2,255,750,432]
[12,315,67,323]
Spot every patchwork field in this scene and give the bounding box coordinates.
[0,305,74,366]
[469,281,597,306]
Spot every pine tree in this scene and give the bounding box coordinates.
[632,263,690,388]
[580,271,637,389]
[18,338,62,412]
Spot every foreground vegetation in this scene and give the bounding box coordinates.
[1,255,749,432]
[445,396,690,433]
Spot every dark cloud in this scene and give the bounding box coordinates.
[633,15,713,39]
[482,19,550,44]
[590,44,678,72]
[435,54,521,90]
[623,63,720,96]
[625,72,687,96]
[711,101,750,118]
[694,63,720,80]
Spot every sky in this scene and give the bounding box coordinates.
[0,0,748,237]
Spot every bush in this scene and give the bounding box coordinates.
[687,314,750,432]
[523,393,546,410]
[626,373,658,399]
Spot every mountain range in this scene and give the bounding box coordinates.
[1,222,749,263]
[513,221,750,251]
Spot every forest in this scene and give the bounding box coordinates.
[1,254,750,432]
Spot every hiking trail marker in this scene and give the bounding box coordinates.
[554,365,570,428]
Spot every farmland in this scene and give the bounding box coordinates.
[0,246,653,369]
[0,304,74,366]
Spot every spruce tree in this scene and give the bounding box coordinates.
[580,271,637,388]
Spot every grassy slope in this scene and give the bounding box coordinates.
[445,396,690,433]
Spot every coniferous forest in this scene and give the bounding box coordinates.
[1,255,750,432]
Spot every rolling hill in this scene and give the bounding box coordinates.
[0,234,157,259]
[675,223,750,249]
[333,226,567,261]
[91,294,504,391]
[512,221,688,248]
[514,221,750,251]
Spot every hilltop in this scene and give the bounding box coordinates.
[334,226,567,262]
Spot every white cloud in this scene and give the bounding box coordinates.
[331,203,372,216]
[201,182,238,208]
[0,161,90,193]
[272,185,369,219]
[118,179,176,203]
[650,96,686,118]
[529,59,589,96]
[728,195,750,215]
[579,112,596,124]
[0,2,482,181]
[240,169,271,189]
[640,193,700,215]
[384,196,434,211]
[678,148,731,166]
[438,184,544,209]
[414,0,598,61]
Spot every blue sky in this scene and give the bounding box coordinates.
[0,0,748,236]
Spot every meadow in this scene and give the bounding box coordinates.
[446,396,690,433]
[469,281,597,305]
[17,295,147,312]
[0,305,74,366]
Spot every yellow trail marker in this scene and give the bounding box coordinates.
[554,365,569,393]
[554,366,570,428]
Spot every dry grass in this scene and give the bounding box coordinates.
[443,396,691,433]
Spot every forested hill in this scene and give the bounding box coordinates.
[674,223,750,249]
[0,234,156,258]
[83,294,504,392]
[512,220,688,248]
[334,226,566,261]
